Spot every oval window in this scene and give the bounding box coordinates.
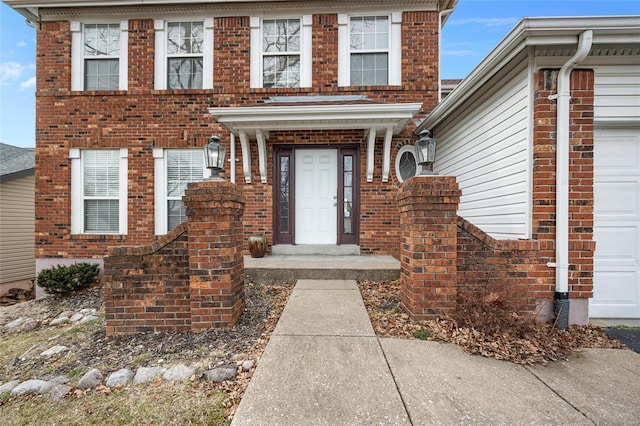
[395,145,418,183]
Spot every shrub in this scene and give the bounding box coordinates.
[37,263,99,296]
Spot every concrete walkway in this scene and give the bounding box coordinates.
[232,280,640,425]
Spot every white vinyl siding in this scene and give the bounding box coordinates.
[0,175,35,284]
[435,67,530,239]
[594,64,640,124]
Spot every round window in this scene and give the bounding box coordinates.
[395,145,418,183]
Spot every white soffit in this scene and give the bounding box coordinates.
[208,103,423,138]
[420,15,640,132]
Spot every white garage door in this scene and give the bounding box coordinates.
[591,128,640,318]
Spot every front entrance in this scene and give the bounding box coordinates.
[274,146,359,246]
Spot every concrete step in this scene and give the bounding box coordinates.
[244,255,400,284]
[271,244,360,256]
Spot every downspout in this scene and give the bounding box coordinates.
[438,8,455,102]
[552,30,593,329]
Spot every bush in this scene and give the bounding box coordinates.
[37,263,99,296]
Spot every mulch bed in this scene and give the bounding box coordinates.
[358,279,628,365]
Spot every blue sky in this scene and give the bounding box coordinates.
[1,0,638,148]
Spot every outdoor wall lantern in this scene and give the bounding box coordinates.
[204,135,226,180]
[414,130,437,175]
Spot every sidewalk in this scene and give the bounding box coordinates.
[232,279,640,425]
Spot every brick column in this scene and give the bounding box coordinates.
[183,180,245,332]
[398,176,461,320]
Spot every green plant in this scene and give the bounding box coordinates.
[412,328,432,340]
[37,263,99,296]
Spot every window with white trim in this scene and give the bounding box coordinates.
[395,145,418,183]
[70,149,128,234]
[154,19,213,90]
[71,21,128,91]
[337,13,401,87]
[153,148,208,234]
[250,16,312,88]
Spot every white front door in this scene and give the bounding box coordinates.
[295,149,338,244]
[591,128,640,318]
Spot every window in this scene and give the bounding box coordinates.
[337,13,401,87]
[70,149,128,234]
[395,145,418,183]
[71,21,128,91]
[154,148,208,234]
[262,19,301,88]
[250,16,312,88]
[154,19,213,90]
[349,16,388,86]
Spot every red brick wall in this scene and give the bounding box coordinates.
[532,69,595,301]
[104,223,191,335]
[35,11,439,261]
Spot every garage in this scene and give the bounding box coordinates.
[591,127,640,318]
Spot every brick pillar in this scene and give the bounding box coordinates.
[398,175,461,320]
[183,180,245,332]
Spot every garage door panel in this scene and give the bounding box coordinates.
[594,226,639,265]
[594,181,638,217]
[590,271,640,318]
[592,128,640,318]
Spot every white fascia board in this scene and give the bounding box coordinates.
[420,15,640,133]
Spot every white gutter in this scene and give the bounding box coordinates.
[554,30,593,298]
[438,7,455,102]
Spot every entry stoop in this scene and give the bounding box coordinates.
[244,254,400,284]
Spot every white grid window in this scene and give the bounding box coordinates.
[349,16,389,86]
[154,19,213,91]
[167,21,204,89]
[71,21,128,91]
[154,148,208,234]
[70,149,128,234]
[262,19,301,88]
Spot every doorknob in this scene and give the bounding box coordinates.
[333,195,337,199]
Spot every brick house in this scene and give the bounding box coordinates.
[4,0,457,285]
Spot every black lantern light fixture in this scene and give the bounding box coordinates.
[414,129,437,175]
[204,135,226,180]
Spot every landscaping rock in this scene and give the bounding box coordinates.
[204,365,237,382]
[49,317,69,326]
[79,314,99,324]
[56,311,74,320]
[0,380,20,394]
[41,345,69,357]
[106,368,134,387]
[241,360,255,372]
[77,368,103,389]
[69,313,84,323]
[4,317,25,332]
[50,375,70,385]
[50,384,71,402]
[133,366,165,384]
[163,364,195,382]
[11,379,53,396]
[21,319,39,332]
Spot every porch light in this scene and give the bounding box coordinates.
[415,130,437,175]
[204,135,226,180]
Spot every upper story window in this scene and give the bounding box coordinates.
[250,16,312,89]
[71,21,128,91]
[338,13,402,87]
[154,19,213,90]
[153,148,209,234]
[70,148,128,234]
[349,16,389,86]
[262,19,301,88]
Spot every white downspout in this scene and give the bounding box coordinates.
[438,8,455,102]
[553,30,593,329]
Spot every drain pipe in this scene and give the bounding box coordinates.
[551,30,593,329]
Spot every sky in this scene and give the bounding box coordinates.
[0,0,638,148]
